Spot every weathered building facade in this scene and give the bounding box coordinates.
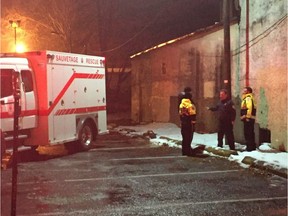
[232,0,287,151]
[131,0,287,151]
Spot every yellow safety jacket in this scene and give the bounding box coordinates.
[179,98,196,123]
[241,93,256,119]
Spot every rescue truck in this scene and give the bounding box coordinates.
[0,51,108,155]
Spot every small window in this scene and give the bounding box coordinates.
[0,69,14,98]
[21,70,33,92]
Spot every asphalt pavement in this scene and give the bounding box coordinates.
[1,131,287,216]
[109,123,288,179]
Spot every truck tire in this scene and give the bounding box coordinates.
[78,121,95,151]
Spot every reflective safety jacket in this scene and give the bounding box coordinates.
[179,98,196,123]
[241,93,256,119]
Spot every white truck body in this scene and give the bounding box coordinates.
[0,50,107,150]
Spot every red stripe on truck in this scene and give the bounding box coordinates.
[0,73,105,119]
[54,105,106,116]
[47,72,105,115]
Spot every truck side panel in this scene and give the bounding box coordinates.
[47,51,107,144]
[25,51,107,146]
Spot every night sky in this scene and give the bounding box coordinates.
[2,0,221,64]
[105,0,221,55]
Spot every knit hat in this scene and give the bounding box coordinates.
[245,86,253,93]
[184,87,191,93]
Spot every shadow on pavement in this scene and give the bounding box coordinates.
[2,142,82,170]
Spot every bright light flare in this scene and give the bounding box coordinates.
[16,43,26,53]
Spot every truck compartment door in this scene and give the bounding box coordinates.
[49,65,76,143]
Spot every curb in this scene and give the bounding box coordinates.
[205,146,238,157]
[205,147,288,179]
[115,129,288,179]
[241,156,288,179]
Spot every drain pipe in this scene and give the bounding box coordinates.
[245,0,250,86]
[223,0,231,96]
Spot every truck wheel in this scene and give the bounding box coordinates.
[78,122,95,151]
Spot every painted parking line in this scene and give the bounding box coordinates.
[90,146,159,151]
[9,170,239,186]
[64,170,239,183]
[110,155,191,160]
[17,196,287,216]
[147,196,288,208]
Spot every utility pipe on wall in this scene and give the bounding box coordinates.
[245,0,250,86]
[223,0,231,96]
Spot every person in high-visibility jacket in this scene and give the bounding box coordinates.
[179,88,196,156]
[240,86,257,151]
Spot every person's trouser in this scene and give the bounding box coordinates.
[243,119,256,151]
[181,122,194,155]
[217,121,235,150]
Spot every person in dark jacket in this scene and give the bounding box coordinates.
[178,87,196,156]
[207,89,236,150]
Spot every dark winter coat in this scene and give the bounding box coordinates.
[208,98,236,123]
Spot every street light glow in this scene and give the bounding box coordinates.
[9,20,21,52]
[9,20,20,28]
[16,43,26,53]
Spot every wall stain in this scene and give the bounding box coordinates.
[257,87,269,128]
